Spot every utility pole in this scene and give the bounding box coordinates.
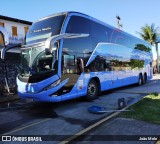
[155,42,159,73]
[155,27,160,73]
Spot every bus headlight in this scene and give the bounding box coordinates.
[44,79,61,90]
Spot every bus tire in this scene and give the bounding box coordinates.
[86,79,98,101]
[137,74,143,86]
[143,73,147,84]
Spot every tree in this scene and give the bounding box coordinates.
[137,23,157,45]
[137,23,159,73]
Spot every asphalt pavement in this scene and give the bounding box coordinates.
[0,74,160,144]
[0,94,19,103]
[74,74,160,144]
[75,117,160,144]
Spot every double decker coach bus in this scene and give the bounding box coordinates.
[2,12,152,102]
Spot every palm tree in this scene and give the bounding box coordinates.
[137,23,158,73]
[137,23,157,45]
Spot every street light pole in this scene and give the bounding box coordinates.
[116,15,122,30]
[155,42,159,73]
[155,27,160,73]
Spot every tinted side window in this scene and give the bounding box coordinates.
[91,21,112,50]
[91,22,106,38]
[109,59,132,71]
[87,56,106,72]
[62,37,93,54]
[62,37,93,74]
[62,55,76,74]
[66,16,91,34]
[91,21,111,42]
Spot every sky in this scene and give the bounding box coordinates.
[1,0,160,59]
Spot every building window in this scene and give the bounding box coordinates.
[0,32,4,45]
[24,27,29,35]
[0,22,4,27]
[12,26,18,36]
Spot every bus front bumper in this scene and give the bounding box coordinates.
[18,91,62,102]
[17,78,69,102]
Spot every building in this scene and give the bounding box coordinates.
[0,15,32,45]
[0,16,32,91]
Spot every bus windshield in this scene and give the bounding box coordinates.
[25,14,66,45]
[19,45,58,76]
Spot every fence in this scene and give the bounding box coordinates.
[0,58,19,94]
[8,33,24,45]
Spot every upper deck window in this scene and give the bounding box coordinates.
[66,16,91,34]
[26,14,66,45]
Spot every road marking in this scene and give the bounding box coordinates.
[3,118,51,135]
[59,99,140,144]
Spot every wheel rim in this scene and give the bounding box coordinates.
[88,83,96,96]
[139,77,142,85]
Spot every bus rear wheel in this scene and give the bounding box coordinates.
[137,74,143,86]
[86,79,98,101]
[143,73,147,84]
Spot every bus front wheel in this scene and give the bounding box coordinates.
[86,79,98,101]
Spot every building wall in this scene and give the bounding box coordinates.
[0,18,31,93]
[0,19,31,44]
[0,19,30,36]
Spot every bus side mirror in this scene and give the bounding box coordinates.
[45,41,58,55]
[45,48,51,55]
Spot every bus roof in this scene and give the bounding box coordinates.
[35,11,89,22]
[35,11,151,47]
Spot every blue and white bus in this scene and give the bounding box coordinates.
[12,12,152,102]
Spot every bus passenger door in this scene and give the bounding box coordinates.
[61,54,82,96]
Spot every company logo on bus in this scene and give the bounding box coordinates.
[30,27,52,33]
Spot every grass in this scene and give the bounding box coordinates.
[119,93,160,124]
